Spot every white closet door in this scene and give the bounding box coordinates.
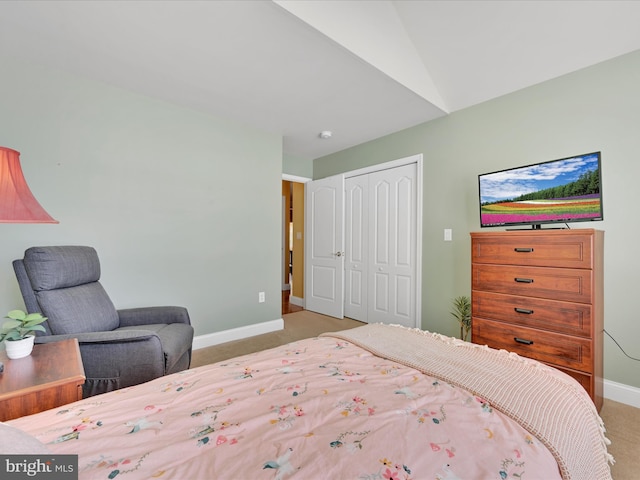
[306,158,420,325]
[367,163,417,327]
[304,175,344,318]
[344,175,368,322]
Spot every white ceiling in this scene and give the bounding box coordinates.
[1,1,639,160]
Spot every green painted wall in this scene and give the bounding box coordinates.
[0,56,282,337]
[283,153,313,179]
[314,50,640,389]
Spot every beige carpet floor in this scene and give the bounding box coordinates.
[192,310,639,479]
[191,310,364,366]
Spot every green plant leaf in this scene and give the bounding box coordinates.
[23,317,47,327]
[6,310,27,321]
[1,319,22,330]
[3,331,23,341]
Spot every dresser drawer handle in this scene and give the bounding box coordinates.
[514,337,534,345]
[514,308,534,314]
[514,277,534,283]
[514,247,534,253]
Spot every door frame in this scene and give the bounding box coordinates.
[306,154,423,327]
[282,174,311,306]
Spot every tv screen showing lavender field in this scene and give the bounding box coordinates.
[479,152,602,227]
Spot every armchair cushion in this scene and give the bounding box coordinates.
[36,283,119,334]
[23,245,101,290]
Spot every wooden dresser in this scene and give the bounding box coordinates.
[470,229,603,411]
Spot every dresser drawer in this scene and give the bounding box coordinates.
[472,318,592,372]
[471,232,594,268]
[472,291,592,337]
[472,264,592,303]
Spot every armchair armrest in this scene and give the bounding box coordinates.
[34,330,161,345]
[117,306,191,327]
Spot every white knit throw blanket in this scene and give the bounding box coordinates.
[321,323,613,480]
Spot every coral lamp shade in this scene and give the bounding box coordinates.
[0,146,58,223]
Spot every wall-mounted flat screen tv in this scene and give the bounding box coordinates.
[478,151,603,229]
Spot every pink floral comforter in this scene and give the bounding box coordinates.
[10,334,561,480]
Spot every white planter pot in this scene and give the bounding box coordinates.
[4,335,35,359]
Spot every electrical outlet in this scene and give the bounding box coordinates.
[258,291,265,303]
[444,228,452,241]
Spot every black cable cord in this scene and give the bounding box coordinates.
[604,329,640,361]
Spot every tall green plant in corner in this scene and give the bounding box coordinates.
[450,296,471,341]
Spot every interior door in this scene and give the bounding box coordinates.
[367,163,417,327]
[344,174,368,321]
[304,175,344,318]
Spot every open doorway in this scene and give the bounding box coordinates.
[282,175,310,314]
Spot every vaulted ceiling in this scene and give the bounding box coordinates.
[1,1,639,159]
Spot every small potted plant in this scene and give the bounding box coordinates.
[450,296,472,342]
[0,310,48,359]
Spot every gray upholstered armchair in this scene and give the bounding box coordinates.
[12,246,194,398]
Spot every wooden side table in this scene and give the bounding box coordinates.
[0,338,85,421]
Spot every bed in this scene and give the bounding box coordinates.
[5,323,613,480]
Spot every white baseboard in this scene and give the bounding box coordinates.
[192,318,284,351]
[604,379,640,408]
[290,295,304,307]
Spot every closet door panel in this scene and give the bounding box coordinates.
[367,163,417,327]
[374,272,390,313]
[396,274,412,317]
[373,180,390,265]
[345,176,368,322]
[397,176,413,267]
